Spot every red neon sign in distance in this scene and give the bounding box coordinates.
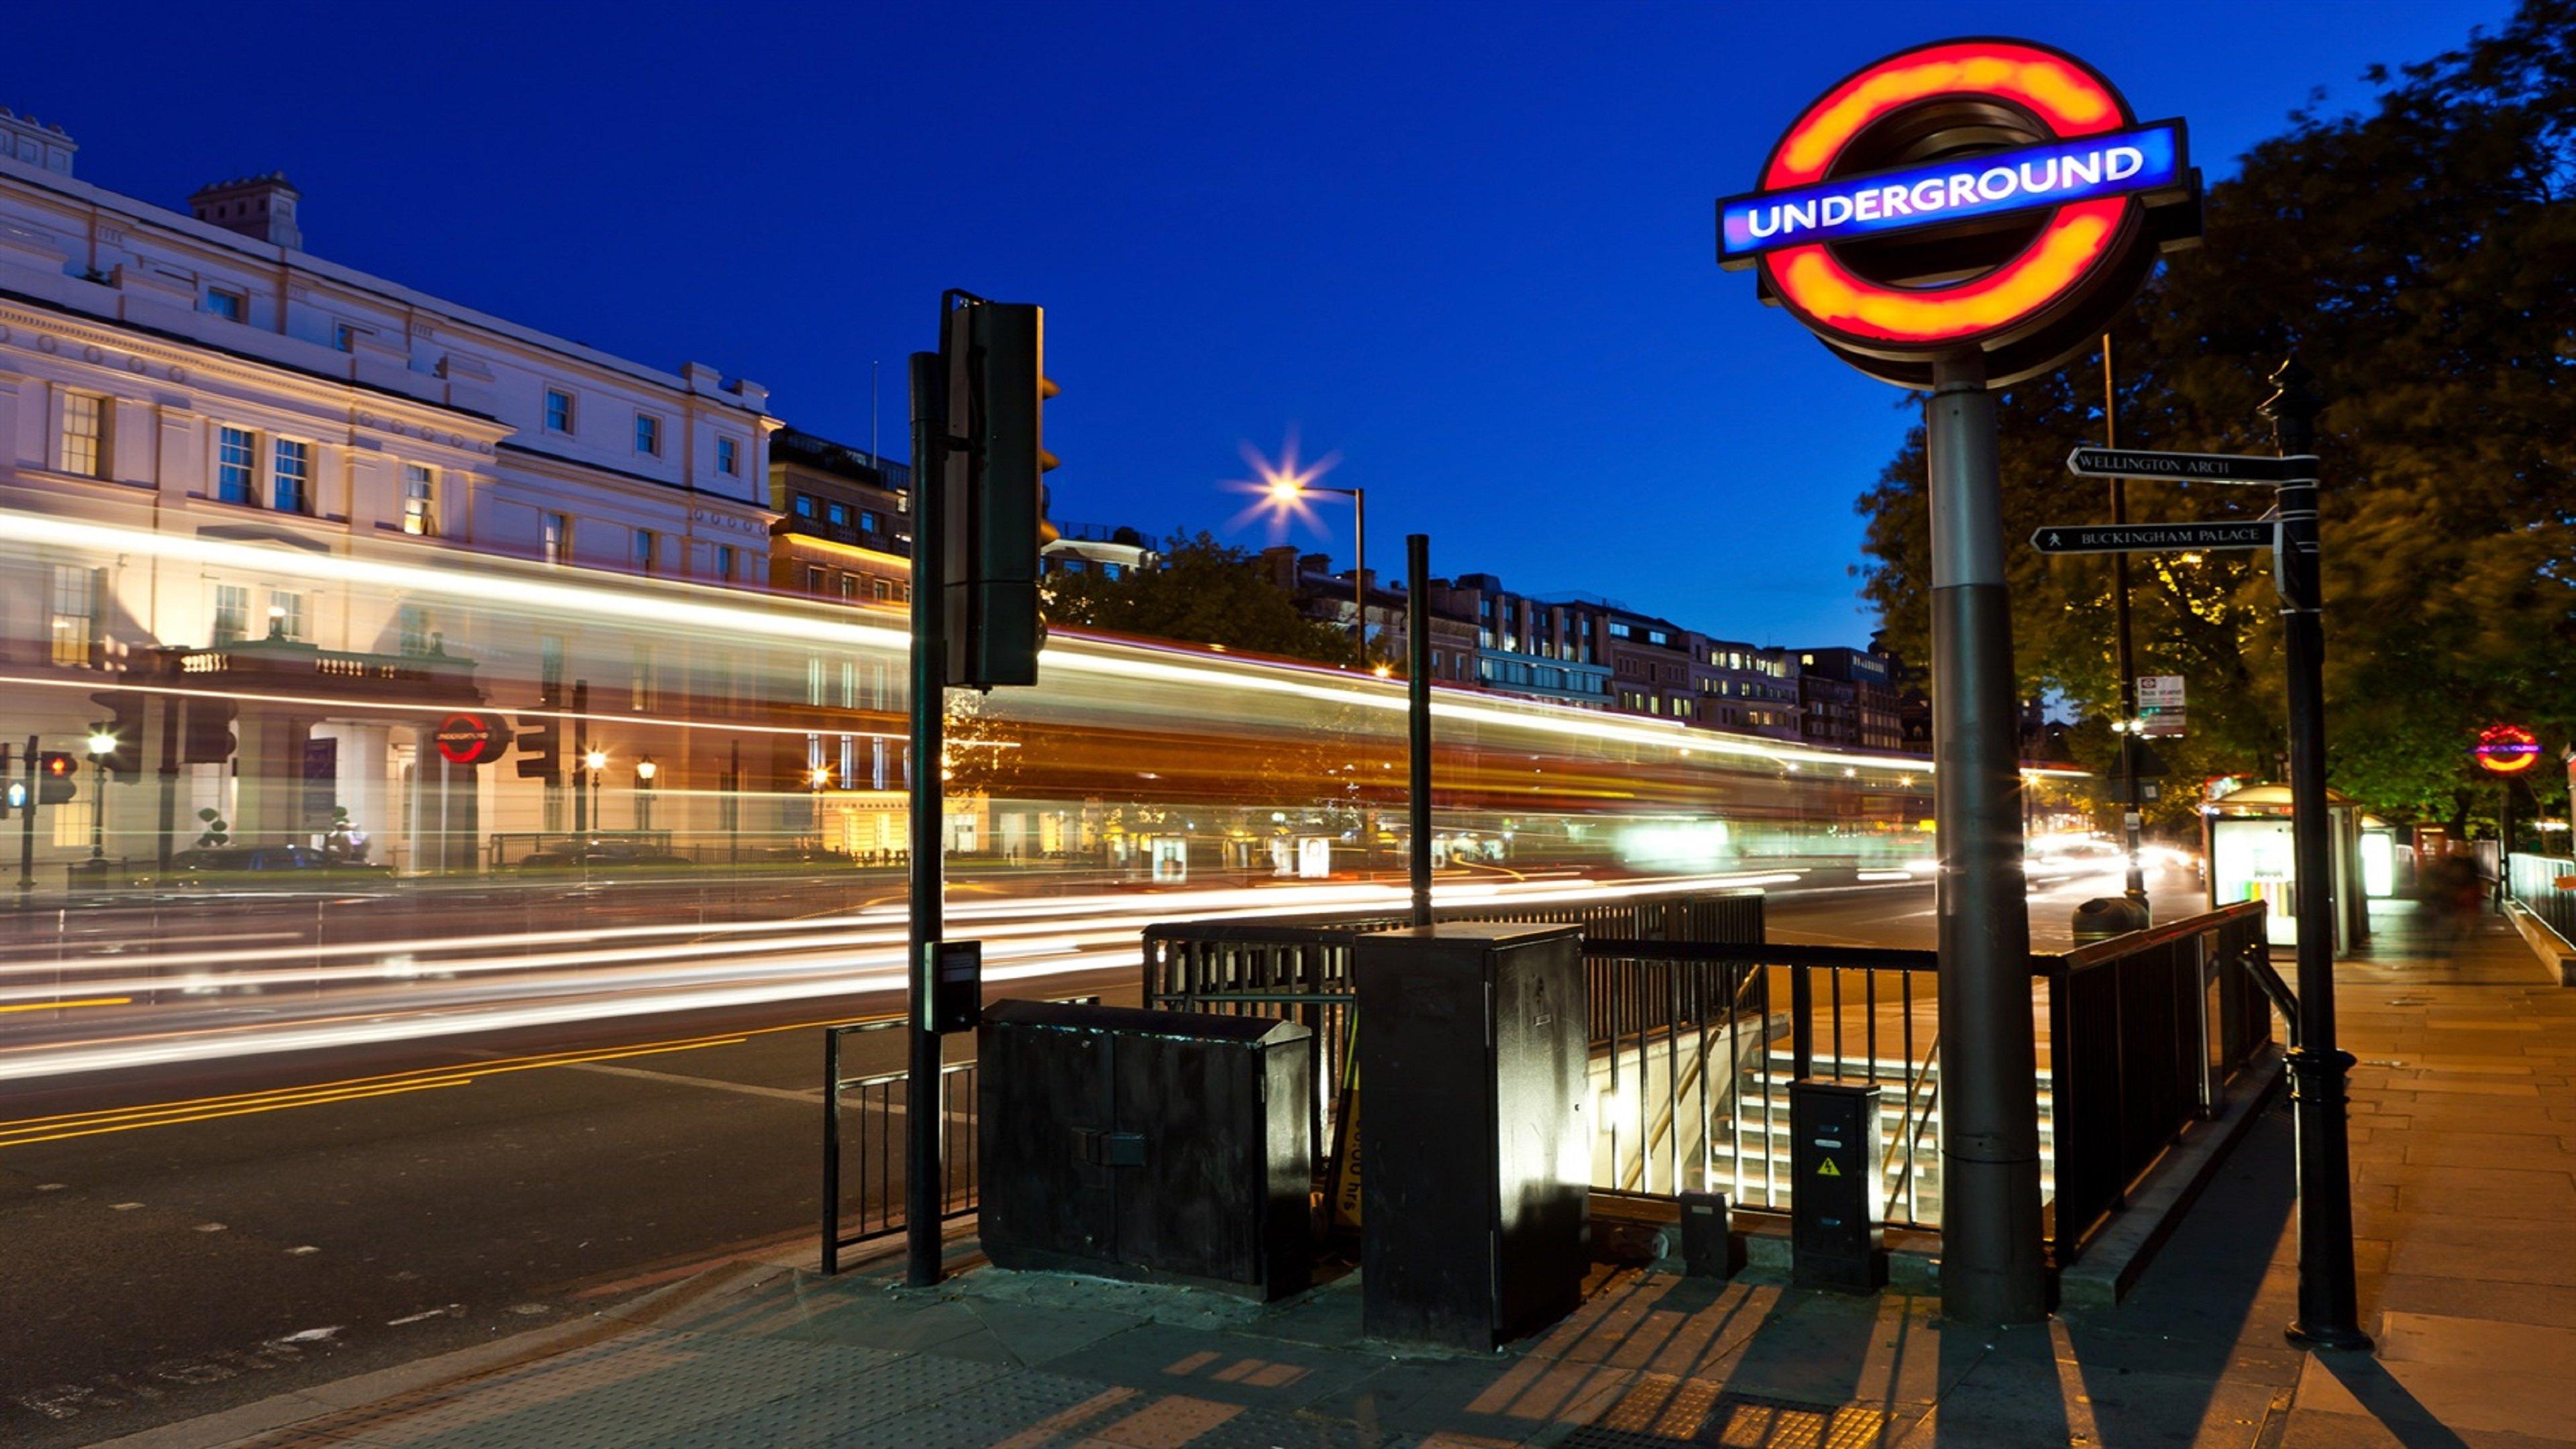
[1758,40,2132,349]
[2475,723,2540,775]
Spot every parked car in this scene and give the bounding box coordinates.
[168,845,394,883]
[517,840,696,869]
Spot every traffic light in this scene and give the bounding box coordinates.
[36,751,78,805]
[89,691,145,782]
[182,694,237,764]
[943,298,1058,688]
[0,743,13,819]
[516,715,559,781]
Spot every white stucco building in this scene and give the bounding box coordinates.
[0,107,785,877]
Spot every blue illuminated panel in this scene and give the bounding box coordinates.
[1717,122,2184,264]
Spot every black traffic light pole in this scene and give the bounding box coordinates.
[1406,534,1432,928]
[904,346,949,1290]
[2263,357,2371,1352]
[17,736,34,897]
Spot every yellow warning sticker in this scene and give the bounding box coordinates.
[1817,1159,1843,1178]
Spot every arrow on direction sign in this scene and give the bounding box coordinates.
[2031,520,2277,554]
[2065,447,2318,484]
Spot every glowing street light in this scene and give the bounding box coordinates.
[1238,441,1367,669]
[84,727,115,860]
[634,755,657,832]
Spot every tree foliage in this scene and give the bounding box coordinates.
[1856,0,2576,827]
[1043,531,1358,665]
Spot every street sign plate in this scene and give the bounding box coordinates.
[2065,447,2318,484]
[2031,521,2275,554]
[2138,674,2186,738]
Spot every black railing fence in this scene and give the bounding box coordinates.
[1144,897,2276,1267]
[2508,853,2576,946]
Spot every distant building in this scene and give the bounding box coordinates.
[768,427,910,607]
[1258,546,1475,681]
[1793,645,1904,751]
[1427,575,1612,707]
[0,108,776,873]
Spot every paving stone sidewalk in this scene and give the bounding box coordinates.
[125,902,2576,1448]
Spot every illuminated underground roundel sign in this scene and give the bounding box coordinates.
[1717,39,2202,388]
[2475,723,2540,775]
[434,711,513,767]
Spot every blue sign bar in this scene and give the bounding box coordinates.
[1718,121,2185,264]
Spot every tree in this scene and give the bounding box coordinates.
[1856,0,2576,829]
[1044,531,1358,665]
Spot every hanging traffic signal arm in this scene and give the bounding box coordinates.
[942,297,1059,689]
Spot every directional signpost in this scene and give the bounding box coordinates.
[2066,447,2318,484]
[2031,520,2274,553]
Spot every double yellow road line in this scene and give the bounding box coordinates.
[0,1012,893,1150]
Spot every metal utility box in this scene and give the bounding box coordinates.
[978,1000,1313,1299]
[1789,1078,1885,1292]
[1354,922,1587,1350]
[1678,1189,1741,1279]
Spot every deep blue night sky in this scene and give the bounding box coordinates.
[9,1,2513,647]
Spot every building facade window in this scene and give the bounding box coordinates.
[402,464,435,535]
[632,644,656,710]
[542,511,570,565]
[205,288,245,322]
[806,566,826,594]
[266,589,306,641]
[635,413,661,456]
[826,502,849,528]
[215,426,256,505]
[272,439,313,513]
[714,543,735,582]
[398,603,431,655]
[793,494,814,518]
[633,528,656,574]
[333,323,356,352]
[60,392,109,478]
[838,575,857,600]
[544,388,575,434]
[213,584,248,645]
[716,437,739,476]
[49,564,95,666]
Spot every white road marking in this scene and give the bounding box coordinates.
[109,1201,142,1210]
[192,1222,227,1232]
[386,1305,462,1326]
[286,1244,320,1255]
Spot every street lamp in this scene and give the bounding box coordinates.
[1259,469,1368,669]
[635,755,657,833]
[85,727,115,861]
[808,763,831,851]
[583,748,606,835]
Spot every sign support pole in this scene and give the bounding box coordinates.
[1927,350,2047,1325]
[2104,336,2149,908]
[1406,534,1432,928]
[904,349,949,1289]
[2263,357,2370,1352]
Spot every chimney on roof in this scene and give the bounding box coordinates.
[189,173,302,250]
[0,107,76,176]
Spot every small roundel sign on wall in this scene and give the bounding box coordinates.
[1717,39,2202,388]
[434,712,513,767]
[2474,723,2540,775]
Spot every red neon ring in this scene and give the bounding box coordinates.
[1756,40,2136,348]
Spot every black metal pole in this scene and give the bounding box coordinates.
[1406,534,1432,927]
[904,347,949,1289]
[2263,356,2371,1352]
[1927,350,2047,1326]
[2104,337,2148,908]
[17,736,34,897]
[156,697,178,875]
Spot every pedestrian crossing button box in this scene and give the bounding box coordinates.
[1789,1077,1885,1292]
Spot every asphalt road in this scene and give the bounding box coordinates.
[0,871,2200,1447]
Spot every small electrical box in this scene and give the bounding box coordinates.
[930,939,981,1033]
[1789,1077,1886,1293]
[1678,1189,1740,1279]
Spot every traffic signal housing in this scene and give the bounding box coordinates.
[515,715,560,780]
[36,751,78,805]
[943,299,1058,689]
[90,691,145,782]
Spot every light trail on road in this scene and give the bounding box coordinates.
[0,870,1810,1083]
